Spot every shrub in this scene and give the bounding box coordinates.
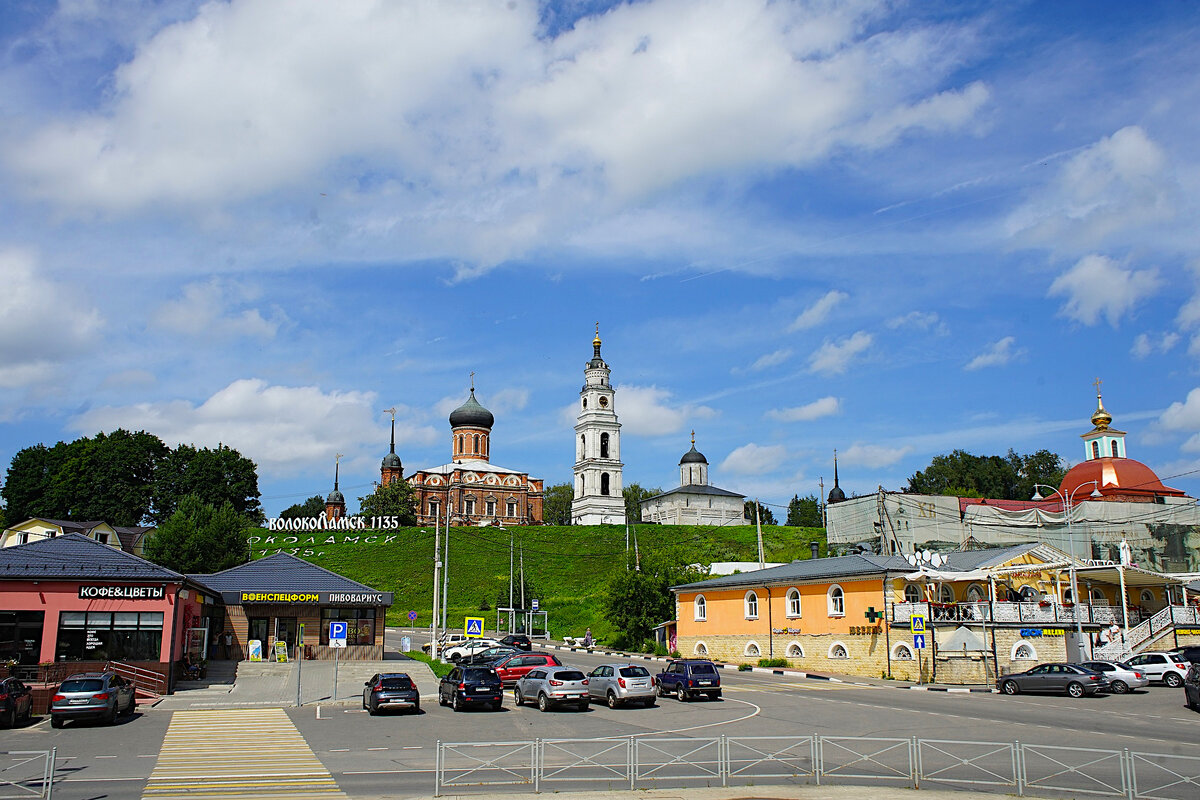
[757,658,788,668]
[738,663,753,671]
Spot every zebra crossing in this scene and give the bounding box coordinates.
[143,708,348,799]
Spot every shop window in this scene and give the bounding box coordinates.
[0,610,44,666]
[893,643,914,661]
[321,608,376,646]
[904,584,921,603]
[744,591,759,619]
[786,588,802,618]
[744,641,761,657]
[827,585,845,617]
[248,617,270,647]
[694,595,707,621]
[828,642,849,659]
[56,611,163,662]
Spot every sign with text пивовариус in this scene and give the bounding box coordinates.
[464,617,484,638]
[329,620,347,648]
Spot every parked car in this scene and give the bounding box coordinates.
[1078,661,1149,694]
[656,659,722,702]
[491,652,563,685]
[1184,662,1200,711]
[997,663,1109,697]
[1169,646,1200,665]
[514,666,590,711]
[0,677,33,728]
[587,663,657,708]
[1126,652,1190,687]
[500,634,532,651]
[362,672,420,715]
[443,639,504,662]
[458,646,520,666]
[422,632,469,654]
[438,666,504,711]
[50,672,136,727]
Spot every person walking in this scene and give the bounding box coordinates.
[583,628,593,649]
[222,630,234,659]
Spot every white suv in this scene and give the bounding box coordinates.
[1126,651,1190,687]
[443,639,504,662]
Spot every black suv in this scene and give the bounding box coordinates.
[0,677,33,727]
[656,659,722,701]
[362,672,420,715]
[1170,646,1200,665]
[439,666,504,711]
[500,634,532,651]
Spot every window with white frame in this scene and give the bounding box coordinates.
[827,585,845,616]
[485,500,496,516]
[744,641,761,657]
[904,584,921,603]
[786,588,802,618]
[786,641,804,658]
[1140,589,1155,604]
[1090,588,1108,605]
[966,584,985,603]
[893,643,914,661]
[506,501,517,517]
[939,584,955,603]
[828,642,849,659]
[694,641,708,656]
[1012,642,1037,661]
[744,590,759,619]
[694,595,707,621]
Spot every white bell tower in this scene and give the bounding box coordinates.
[572,325,626,525]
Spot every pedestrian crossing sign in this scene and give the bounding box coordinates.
[464,617,484,638]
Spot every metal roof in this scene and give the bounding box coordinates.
[644,484,745,502]
[189,552,386,595]
[0,533,183,581]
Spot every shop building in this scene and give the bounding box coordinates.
[190,554,393,661]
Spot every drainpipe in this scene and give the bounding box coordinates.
[765,586,773,659]
[883,576,892,680]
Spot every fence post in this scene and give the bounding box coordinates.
[1015,741,1024,797]
[433,740,441,798]
[912,736,920,789]
[628,736,635,791]
[1123,748,1135,800]
[45,747,56,800]
[720,734,728,787]
[814,735,822,785]
[534,738,542,794]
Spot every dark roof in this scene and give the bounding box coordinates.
[672,543,1043,591]
[189,552,386,596]
[0,533,184,581]
[28,519,107,534]
[326,489,345,504]
[680,444,707,465]
[111,526,154,554]
[644,484,744,502]
[381,452,402,469]
[449,389,494,429]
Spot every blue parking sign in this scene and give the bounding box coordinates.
[329,620,348,648]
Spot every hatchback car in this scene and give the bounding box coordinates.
[1126,652,1190,687]
[1184,662,1200,711]
[438,666,504,711]
[362,672,420,715]
[1169,646,1200,665]
[50,672,136,727]
[997,663,1109,697]
[500,634,532,651]
[458,646,520,667]
[587,663,657,708]
[515,666,589,711]
[0,677,33,728]
[1079,660,1149,694]
[492,652,562,685]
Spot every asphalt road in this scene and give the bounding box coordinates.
[3,631,1196,800]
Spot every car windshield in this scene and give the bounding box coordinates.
[554,670,586,681]
[464,668,498,681]
[60,679,104,692]
[381,677,413,690]
[619,666,650,677]
[690,663,717,675]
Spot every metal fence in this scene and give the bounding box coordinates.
[0,750,55,800]
[435,735,1200,799]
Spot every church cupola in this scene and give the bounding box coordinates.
[380,407,403,486]
[1081,379,1126,461]
[450,375,493,462]
[827,450,846,504]
[572,324,626,524]
[325,453,346,520]
[679,431,709,486]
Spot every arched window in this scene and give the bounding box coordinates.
[827,585,845,616]
[1139,589,1155,605]
[966,584,985,603]
[577,475,585,497]
[1063,587,1074,603]
[1090,588,1108,605]
[582,398,587,410]
[1012,642,1037,661]
[694,595,707,621]
[744,641,761,657]
[828,642,849,659]
[1019,585,1039,602]
[904,584,921,603]
[892,643,914,661]
[786,642,804,658]
[580,433,586,457]
[458,434,464,452]
[1111,440,1119,457]
[600,432,609,458]
[694,641,708,656]
[1092,441,1100,459]
[744,590,759,619]
[939,584,955,604]
[473,434,480,454]
[786,588,802,618]
[600,473,610,496]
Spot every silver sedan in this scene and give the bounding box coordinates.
[1079,660,1150,694]
[586,663,657,708]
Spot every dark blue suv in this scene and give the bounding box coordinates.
[656,659,722,701]
[439,665,504,711]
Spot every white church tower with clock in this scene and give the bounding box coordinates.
[572,325,626,525]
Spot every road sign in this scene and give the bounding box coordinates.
[464,617,484,638]
[407,610,417,622]
[531,598,540,611]
[329,620,347,649]
[913,633,926,649]
[911,614,926,634]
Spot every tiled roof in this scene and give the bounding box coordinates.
[189,552,385,595]
[0,533,183,581]
[111,526,154,553]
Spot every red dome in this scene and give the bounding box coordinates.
[1059,457,1186,500]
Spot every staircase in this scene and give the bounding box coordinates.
[1093,605,1200,661]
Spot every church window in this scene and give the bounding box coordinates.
[429,501,440,518]
[507,501,517,517]
[600,473,610,496]
[582,398,587,409]
[600,433,609,458]
[486,500,496,516]
[1092,441,1100,459]
[464,498,476,516]
[580,434,586,458]
[1111,440,1119,457]
[473,434,480,454]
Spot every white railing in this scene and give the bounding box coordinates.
[891,601,1151,627]
[104,661,167,696]
[1094,605,1200,661]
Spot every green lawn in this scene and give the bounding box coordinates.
[249,524,825,642]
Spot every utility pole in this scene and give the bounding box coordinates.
[819,477,826,528]
[441,508,450,629]
[431,508,442,661]
[508,529,514,631]
[633,529,641,571]
[755,498,765,569]
[625,523,630,569]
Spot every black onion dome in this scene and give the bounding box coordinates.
[680,444,708,465]
[827,485,846,504]
[381,452,402,469]
[449,389,494,429]
[326,489,345,504]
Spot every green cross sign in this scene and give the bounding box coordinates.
[864,607,884,622]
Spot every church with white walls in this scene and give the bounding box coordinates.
[572,327,626,525]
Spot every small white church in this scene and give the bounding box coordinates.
[639,433,746,526]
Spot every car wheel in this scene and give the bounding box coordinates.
[452,693,463,712]
[1066,681,1085,698]
[1110,680,1129,695]
[367,702,377,716]
[1002,680,1020,695]
[1,707,14,728]
[50,716,64,729]
[1165,672,1184,688]
[124,695,136,716]
[449,654,461,662]
[656,683,665,697]
[363,694,368,710]
[676,685,687,702]
[107,703,119,724]
[538,693,550,712]
[607,691,620,709]
[514,688,525,706]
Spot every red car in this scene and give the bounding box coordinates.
[492,652,562,685]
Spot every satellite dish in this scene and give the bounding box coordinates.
[906,554,917,566]
[931,552,944,568]
[922,549,931,562]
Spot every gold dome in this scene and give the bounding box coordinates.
[1091,379,1112,430]
[593,321,601,347]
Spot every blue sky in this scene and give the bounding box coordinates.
[3,0,1200,518]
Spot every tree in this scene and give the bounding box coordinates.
[143,495,251,574]
[604,548,704,648]
[624,483,661,523]
[744,500,777,525]
[786,494,822,527]
[2,444,54,522]
[907,449,1066,500]
[152,443,263,524]
[279,496,326,520]
[357,480,417,526]
[542,483,573,525]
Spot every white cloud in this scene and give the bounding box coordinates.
[886,311,944,333]
[72,378,438,477]
[1160,388,1200,452]
[0,249,102,387]
[840,442,912,468]
[1131,332,1180,359]
[788,290,847,332]
[1048,254,1161,327]
[614,384,717,437]
[767,396,840,422]
[965,336,1024,371]
[721,443,787,475]
[742,348,792,372]
[489,387,530,414]
[151,279,285,339]
[1008,126,1175,249]
[808,331,872,375]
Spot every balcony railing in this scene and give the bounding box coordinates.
[890,601,1152,627]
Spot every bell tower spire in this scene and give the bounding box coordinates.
[573,325,625,524]
[380,407,404,486]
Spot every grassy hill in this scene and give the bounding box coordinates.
[249,524,825,642]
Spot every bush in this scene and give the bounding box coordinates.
[404,650,455,679]
[738,663,753,671]
[757,658,788,668]
[669,650,680,659]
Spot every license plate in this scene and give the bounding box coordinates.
[474,687,492,692]
[697,680,712,686]
[68,698,87,705]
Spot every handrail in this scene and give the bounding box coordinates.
[104,661,167,696]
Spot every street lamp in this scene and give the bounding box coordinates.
[1032,481,1103,661]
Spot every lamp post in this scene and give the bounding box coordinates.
[1032,480,1102,661]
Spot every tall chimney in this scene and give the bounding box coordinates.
[810,542,819,560]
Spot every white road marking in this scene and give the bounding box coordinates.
[630,697,761,738]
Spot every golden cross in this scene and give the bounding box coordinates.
[1094,377,1102,398]
[470,371,475,391]
[384,407,396,421]
[690,429,695,445]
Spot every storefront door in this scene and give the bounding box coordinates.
[275,617,298,659]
